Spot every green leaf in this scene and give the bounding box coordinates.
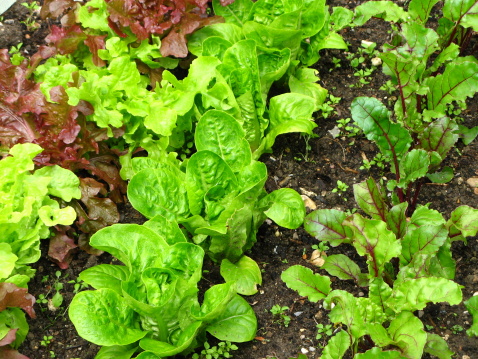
[144,215,187,245]
[386,202,408,239]
[397,149,430,188]
[353,178,388,221]
[345,214,401,278]
[351,97,412,160]
[193,282,237,321]
[257,93,317,158]
[128,168,189,221]
[212,0,253,27]
[207,294,257,342]
[408,0,440,24]
[446,205,478,241]
[281,265,331,302]
[220,256,262,295]
[262,188,305,229]
[419,117,459,160]
[304,209,352,246]
[355,347,406,358]
[0,244,17,280]
[425,61,478,117]
[400,223,448,265]
[95,344,138,359]
[330,7,354,31]
[457,124,478,145]
[387,311,427,359]
[427,166,454,184]
[89,224,167,275]
[424,333,454,359]
[186,151,238,216]
[353,1,407,26]
[322,254,361,282]
[369,278,393,318]
[320,330,350,359]
[443,0,478,31]
[162,243,204,285]
[195,110,252,172]
[79,264,129,294]
[324,290,366,339]
[388,277,463,312]
[34,165,81,201]
[465,295,478,336]
[69,289,146,346]
[139,321,202,356]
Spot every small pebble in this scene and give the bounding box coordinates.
[309,347,316,352]
[301,348,309,354]
[294,311,303,317]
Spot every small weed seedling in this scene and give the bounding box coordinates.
[379,80,396,95]
[9,43,25,66]
[316,323,333,343]
[270,304,291,327]
[359,153,388,171]
[329,57,341,72]
[336,117,361,138]
[191,341,238,359]
[40,335,53,346]
[20,2,40,31]
[312,242,329,253]
[331,180,349,194]
[317,94,341,119]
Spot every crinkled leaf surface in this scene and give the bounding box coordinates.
[69,289,146,346]
[262,188,305,229]
[388,311,427,359]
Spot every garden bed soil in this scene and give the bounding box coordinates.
[2,0,478,358]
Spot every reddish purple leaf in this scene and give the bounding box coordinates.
[48,230,78,269]
[0,347,29,359]
[0,283,36,319]
[0,329,18,347]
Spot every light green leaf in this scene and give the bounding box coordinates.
[69,289,146,346]
[186,151,238,216]
[397,149,430,188]
[192,282,236,322]
[446,205,478,241]
[355,347,406,358]
[353,178,388,221]
[89,224,167,274]
[424,333,454,359]
[281,265,331,302]
[304,209,352,246]
[322,254,361,282]
[79,264,129,294]
[465,295,478,336]
[139,321,202,356]
[95,344,138,359]
[324,290,366,339]
[262,188,305,229]
[128,168,189,221]
[0,244,17,280]
[388,311,427,359]
[320,330,350,359]
[443,0,478,31]
[207,294,257,342]
[388,277,463,312]
[353,1,407,26]
[419,117,459,161]
[427,166,454,184]
[144,215,187,245]
[408,0,440,24]
[212,0,253,27]
[220,256,262,295]
[400,223,448,265]
[195,110,252,172]
[34,165,81,201]
[425,61,478,116]
[345,214,401,278]
[351,97,412,160]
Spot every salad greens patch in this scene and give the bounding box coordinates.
[69,223,256,358]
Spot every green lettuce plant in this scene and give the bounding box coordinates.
[127,109,306,295]
[0,143,80,357]
[69,223,256,358]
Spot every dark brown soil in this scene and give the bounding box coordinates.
[1,0,477,358]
